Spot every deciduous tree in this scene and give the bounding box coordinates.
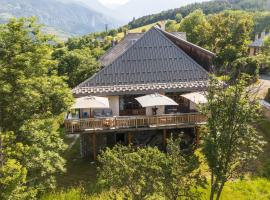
[0,18,73,197]
[202,76,265,200]
[179,9,211,47]
[162,138,205,200]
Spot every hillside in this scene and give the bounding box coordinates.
[128,0,270,29]
[0,0,119,38]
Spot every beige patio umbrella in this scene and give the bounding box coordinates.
[72,96,110,109]
[181,92,207,104]
[135,93,178,107]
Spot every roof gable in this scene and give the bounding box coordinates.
[79,27,208,88]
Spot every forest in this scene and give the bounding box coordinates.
[1,1,270,199]
[128,0,270,30]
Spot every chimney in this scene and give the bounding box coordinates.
[255,34,259,40]
[160,21,166,31]
[111,38,116,47]
[261,30,266,39]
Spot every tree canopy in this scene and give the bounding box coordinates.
[202,76,265,200]
[0,17,73,199]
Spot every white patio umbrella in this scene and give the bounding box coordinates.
[72,96,110,109]
[181,92,207,104]
[135,93,178,107]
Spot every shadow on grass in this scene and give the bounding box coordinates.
[55,136,106,196]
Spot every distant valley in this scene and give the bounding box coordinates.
[0,0,120,39]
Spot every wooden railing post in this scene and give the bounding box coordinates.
[163,129,167,149]
[92,133,97,161]
[64,112,207,133]
[128,132,133,145]
[195,126,200,147]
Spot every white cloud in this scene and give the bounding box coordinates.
[99,0,129,6]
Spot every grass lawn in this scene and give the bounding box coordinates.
[42,117,270,200]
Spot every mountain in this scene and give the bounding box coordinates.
[113,0,209,20]
[0,0,119,38]
[128,0,270,29]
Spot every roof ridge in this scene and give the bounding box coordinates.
[157,26,215,56]
[153,27,209,75]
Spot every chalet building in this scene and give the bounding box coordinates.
[65,26,215,160]
[249,30,269,56]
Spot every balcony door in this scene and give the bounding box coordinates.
[165,93,190,114]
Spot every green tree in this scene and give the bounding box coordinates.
[207,11,254,71]
[253,35,270,74]
[53,48,100,88]
[163,138,205,200]
[98,145,166,200]
[165,20,180,32]
[98,142,205,200]
[202,76,265,200]
[179,9,211,47]
[0,18,73,197]
[0,132,30,200]
[262,35,270,56]
[231,57,260,82]
[175,13,183,23]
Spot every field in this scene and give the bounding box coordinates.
[41,119,270,200]
[117,22,160,38]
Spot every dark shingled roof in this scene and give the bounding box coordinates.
[99,33,143,66]
[74,27,212,96]
[99,31,187,67]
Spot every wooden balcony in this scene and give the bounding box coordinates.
[65,113,207,134]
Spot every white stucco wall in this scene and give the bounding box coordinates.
[108,96,119,116]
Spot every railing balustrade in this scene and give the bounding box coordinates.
[64,113,207,133]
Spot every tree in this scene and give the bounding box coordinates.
[162,138,205,200]
[202,76,265,200]
[98,145,166,200]
[175,13,183,23]
[207,11,254,71]
[231,57,260,82]
[262,35,270,56]
[179,9,211,47]
[165,20,179,32]
[0,18,73,197]
[253,35,270,74]
[98,141,205,200]
[53,48,100,88]
[0,132,29,200]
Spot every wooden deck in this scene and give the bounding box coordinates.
[65,113,207,133]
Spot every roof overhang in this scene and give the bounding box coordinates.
[72,81,208,97]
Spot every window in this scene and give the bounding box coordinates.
[119,95,145,116]
[165,93,190,114]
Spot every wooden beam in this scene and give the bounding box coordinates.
[195,127,200,147]
[128,132,132,145]
[92,133,97,161]
[163,129,167,148]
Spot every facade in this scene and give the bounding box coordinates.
[65,26,215,160]
[249,31,269,56]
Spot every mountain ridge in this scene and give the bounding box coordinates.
[0,0,119,38]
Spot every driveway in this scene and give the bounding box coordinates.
[257,75,270,99]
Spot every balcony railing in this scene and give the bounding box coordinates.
[64,113,207,133]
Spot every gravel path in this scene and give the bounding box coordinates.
[258,75,270,99]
